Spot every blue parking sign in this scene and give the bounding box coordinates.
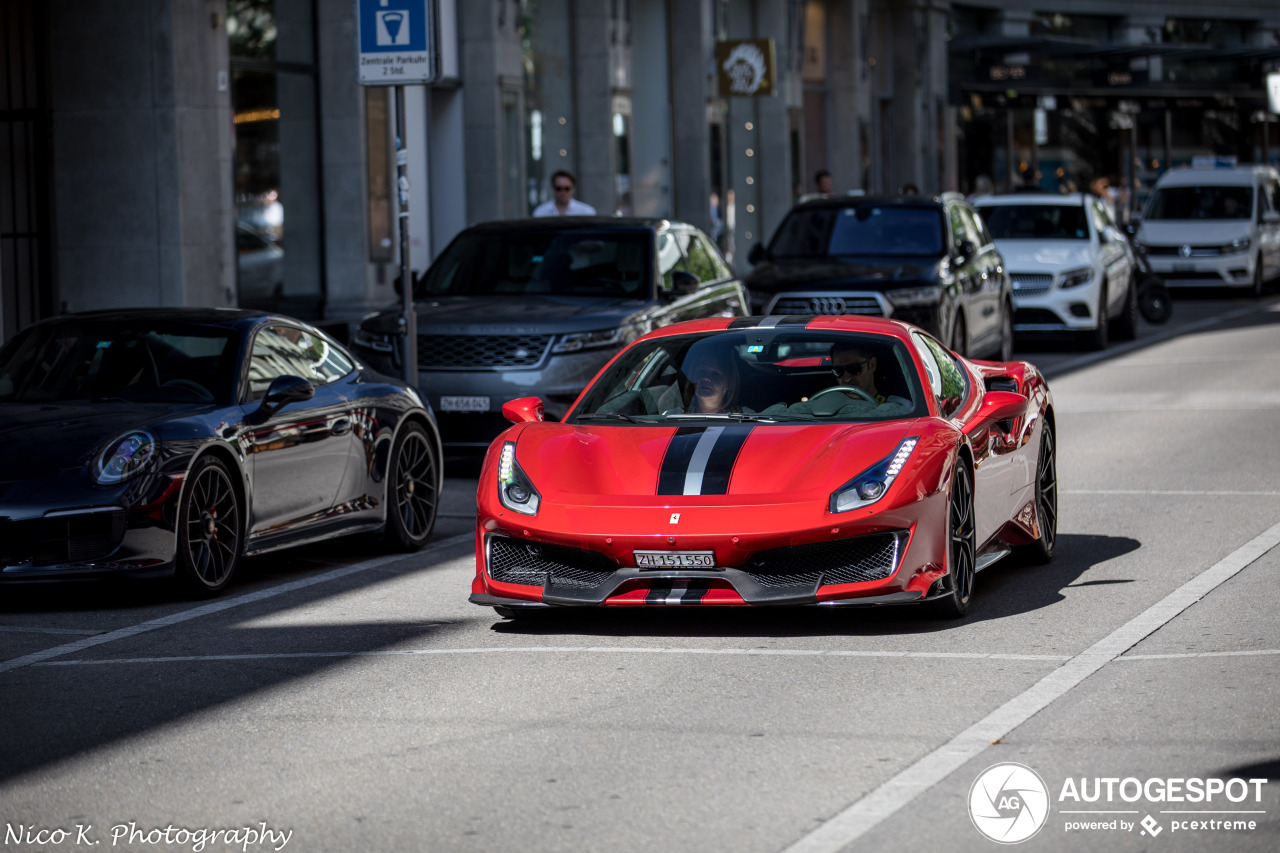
[356,0,435,85]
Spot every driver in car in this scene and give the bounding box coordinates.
[764,340,912,418]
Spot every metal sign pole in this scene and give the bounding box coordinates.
[395,84,417,385]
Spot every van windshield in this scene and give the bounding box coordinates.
[1145,185,1252,221]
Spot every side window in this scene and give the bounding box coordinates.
[959,206,987,247]
[913,331,969,417]
[247,325,353,400]
[948,205,977,253]
[1089,200,1112,235]
[685,232,730,283]
[967,206,995,246]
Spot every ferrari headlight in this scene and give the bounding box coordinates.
[498,441,541,516]
[829,438,918,513]
[886,286,942,308]
[95,429,156,485]
[1058,267,1092,289]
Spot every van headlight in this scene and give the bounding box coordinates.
[95,430,157,485]
[1222,237,1251,254]
[498,442,541,516]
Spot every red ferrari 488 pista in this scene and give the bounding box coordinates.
[470,315,1055,619]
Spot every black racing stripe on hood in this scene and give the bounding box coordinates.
[699,426,752,494]
[657,427,706,495]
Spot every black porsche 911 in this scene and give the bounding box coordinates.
[0,309,442,595]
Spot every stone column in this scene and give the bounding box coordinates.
[668,0,715,232]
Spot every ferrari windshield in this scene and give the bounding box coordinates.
[0,319,239,404]
[569,329,928,424]
[417,227,652,299]
[769,204,945,258]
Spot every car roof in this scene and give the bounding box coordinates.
[634,314,922,344]
[463,216,690,232]
[26,307,302,336]
[791,195,951,211]
[1153,166,1277,188]
[974,193,1091,206]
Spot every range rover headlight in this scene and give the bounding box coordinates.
[1058,267,1093,289]
[353,327,395,353]
[498,441,541,516]
[829,438,918,513]
[551,324,640,354]
[95,430,156,485]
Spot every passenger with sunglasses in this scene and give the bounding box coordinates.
[532,169,597,217]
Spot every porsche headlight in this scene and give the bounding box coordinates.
[829,438,918,513]
[498,441,541,516]
[1058,267,1093,289]
[95,429,156,485]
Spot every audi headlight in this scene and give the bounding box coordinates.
[886,286,942,308]
[1058,267,1093,289]
[1223,236,1251,254]
[551,325,637,354]
[95,430,156,485]
[353,327,395,353]
[829,438,918,513]
[498,441,541,516]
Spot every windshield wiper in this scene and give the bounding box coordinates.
[665,412,781,423]
[575,412,649,423]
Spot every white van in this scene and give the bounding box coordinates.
[1134,164,1280,296]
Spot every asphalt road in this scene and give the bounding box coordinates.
[2,292,1279,853]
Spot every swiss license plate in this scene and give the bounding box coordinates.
[634,551,716,569]
[439,396,490,412]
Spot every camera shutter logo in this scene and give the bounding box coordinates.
[969,763,1051,844]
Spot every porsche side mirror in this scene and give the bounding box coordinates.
[748,243,767,265]
[670,270,701,296]
[257,375,315,418]
[962,390,1027,435]
[502,396,545,424]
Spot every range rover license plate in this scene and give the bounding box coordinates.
[634,551,716,569]
[440,396,490,412]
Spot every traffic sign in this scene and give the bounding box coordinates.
[356,0,436,86]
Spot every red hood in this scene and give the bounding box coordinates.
[511,420,922,504]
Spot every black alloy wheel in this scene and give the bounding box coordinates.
[1017,424,1058,565]
[997,301,1014,362]
[950,312,968,358]
[384,421,437,551]
[1084,283,1109,351]
[932,462,976,618]
[1113,273,1139,341]
[175,456,241,595]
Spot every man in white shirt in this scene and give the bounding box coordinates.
[533,170,597,217]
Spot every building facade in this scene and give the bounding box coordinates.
[3,0,1279,344]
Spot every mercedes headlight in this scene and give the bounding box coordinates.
[886,286,942,308]
[830,438,918,513]
[95,430,157,485]
[1058,267,1093,289]
[498,441,541,516]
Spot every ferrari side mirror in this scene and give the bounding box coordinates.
[962,390,1027,436]
[502,396,545,424]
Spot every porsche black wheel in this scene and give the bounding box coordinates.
[1017,424,1058,565]
[174,455,241,596]
[932,463,976,618]
[383,421,437,551]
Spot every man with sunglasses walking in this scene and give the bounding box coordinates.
[533,169,597,217]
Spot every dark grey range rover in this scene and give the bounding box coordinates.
[352,217,747,448]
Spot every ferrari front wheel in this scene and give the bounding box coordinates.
[1017,424,1057,565]
[931,462,976,618]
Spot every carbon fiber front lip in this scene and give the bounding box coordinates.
[469,587,924,608]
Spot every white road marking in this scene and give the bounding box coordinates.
[0,531,475,675]
[31,647,1074,668]
[1063,489,1280,497]
[1119,648,1280,660]
[780,517,1280,853]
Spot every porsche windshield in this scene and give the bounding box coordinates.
[569,330,928,424]
[768,205,945,258]
[0,320,239,404]
[416,228,652,299]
